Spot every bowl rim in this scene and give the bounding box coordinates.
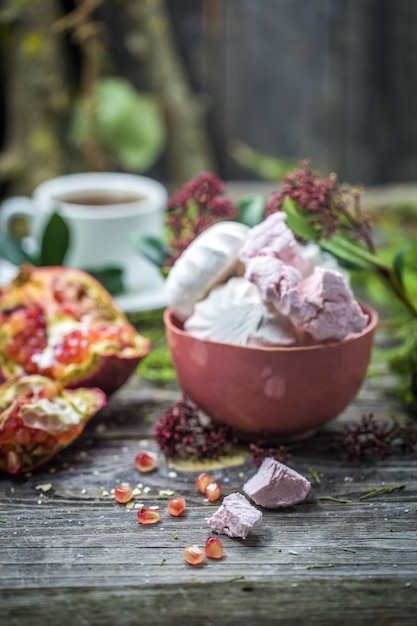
[163,300,378,354]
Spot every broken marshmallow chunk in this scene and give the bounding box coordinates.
[297,242,349,280]
[244,254,302,316]
[289,267,368,341]
[207,492,263,539]
[165,221,250,321]
[184,277,297,346]
[239,212,308,274]
[243,457,311,508]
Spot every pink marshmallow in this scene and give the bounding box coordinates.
[244,254,302,316]
[239,212,308,274]
[289,267,368,341]
[243,457,311,508]
[207,492,263,539]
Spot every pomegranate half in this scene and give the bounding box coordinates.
[0,375,106,474]
[0,265,151,394]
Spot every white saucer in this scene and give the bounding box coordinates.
[0,260,166,314]
[114,285,166,313]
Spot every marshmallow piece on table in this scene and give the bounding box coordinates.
[165,221,250,321]
[184,277,297,346]
[243,457,311,508]
[239,212,308,274]
[207,492,263,539]
[289,266,368,342]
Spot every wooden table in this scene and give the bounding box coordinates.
[0,316,416,626]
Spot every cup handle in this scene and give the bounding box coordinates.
[0,197,36,238]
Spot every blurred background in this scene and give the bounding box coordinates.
[1,0,417,197]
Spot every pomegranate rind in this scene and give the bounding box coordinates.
[0,375,106,474]
[0,265,151,395]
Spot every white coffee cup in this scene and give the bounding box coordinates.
[0,172,167,297]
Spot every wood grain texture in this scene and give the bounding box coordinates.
[0,287,416,624]
[168,0,417,186]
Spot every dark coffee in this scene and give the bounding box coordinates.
[55,191,144,206]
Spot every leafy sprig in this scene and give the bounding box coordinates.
[0,212,69,267]
[0,212,123,294]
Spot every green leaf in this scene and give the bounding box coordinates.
[282,196,389,273]
[39,212,70,266]
[128,233,168,269]
[230,140,297,180]
[392,245,409,288]
[235,195,265,227]
[84,266,124,295]
[70,77,166,172]
[282,196,317,241]
[0,234,33,266]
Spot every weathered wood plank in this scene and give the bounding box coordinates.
[1,577,416,626]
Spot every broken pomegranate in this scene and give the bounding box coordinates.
[0,265,151,395]
[0,374,106,474]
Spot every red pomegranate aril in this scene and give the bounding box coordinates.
[55,330,90,365]
[205,536,224,559]
[195,472,215,494]
[135,451,157,473]
[6,305,47,368]
[14,428,31,446]
[167,497,186,517]
[137,507,160,525]
[183,545,204,566]
[114,483,133,504]
[204,481,222,502]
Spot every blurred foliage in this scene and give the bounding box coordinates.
[70,77,166,173]
[0,212,69,267]
[351,203,417,414]
[129,309,176,384]
[350,203,417,320]
[230,140,298,181]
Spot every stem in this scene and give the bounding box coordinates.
[380,266,417,319]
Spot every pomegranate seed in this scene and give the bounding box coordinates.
[167,497,186,517]
[183,545,204,566]
[195,472,214,493]
[135,451,157,473]
[137,507,160,525]
[7,450,21,474]
[114,483,133,504]
[204,481,222,502]
[6,305,47,370]
[205,536,224,559]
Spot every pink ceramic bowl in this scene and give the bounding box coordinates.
[164,303,378,440]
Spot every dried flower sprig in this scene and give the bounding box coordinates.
[324,414,417,462]
[270,161,417,319]
[266,160,374,252]
[154,397,238,460]
[130,172,264,273]
[249,441,293,467]
[165,172,238,266]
